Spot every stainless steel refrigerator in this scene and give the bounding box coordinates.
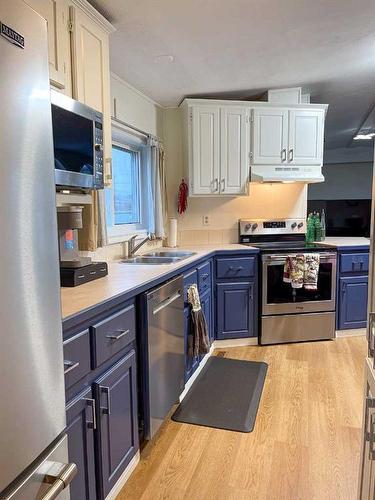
[358,143,375,499]
[0,1,75,498]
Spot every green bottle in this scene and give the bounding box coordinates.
[321,209,326,241]
[306,213,314,243]
[315,212,322,242]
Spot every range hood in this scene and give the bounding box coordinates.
[250,165,324,183]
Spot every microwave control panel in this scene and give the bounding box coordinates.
[94,119,104,189]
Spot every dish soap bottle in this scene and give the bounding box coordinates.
[315,212,322,242]
[321,209,326,241]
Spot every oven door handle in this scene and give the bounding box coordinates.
[264,252,337,261]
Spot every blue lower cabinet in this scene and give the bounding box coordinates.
[216,281,255,339]
[94,350,139,498]
[200,288,213,344]
[66,388,97,500]
[338,276,368,330]
[184,306,200,382]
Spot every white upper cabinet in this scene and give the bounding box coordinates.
[191,105,220,195]
[288,110,324,165]
[252,108,288,165]
[220,107,249,195]
[25,0,71,92]
[189,104,249,196]
[184,99,327,195]
[70,4,114,185]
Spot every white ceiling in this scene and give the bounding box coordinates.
[89,0,375,153]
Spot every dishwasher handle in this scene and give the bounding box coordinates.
[152,291,181,315]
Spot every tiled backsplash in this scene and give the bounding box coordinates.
[178,229,238,246]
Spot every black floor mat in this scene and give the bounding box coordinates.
[172,356,268,433]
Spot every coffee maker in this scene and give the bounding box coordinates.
[57,206,107,286]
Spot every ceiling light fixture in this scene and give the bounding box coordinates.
[352,103,375,142]
[353,133,375,140]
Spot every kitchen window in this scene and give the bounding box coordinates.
[105,139,150,242]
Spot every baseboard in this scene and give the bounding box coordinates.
[336,328,367,338]
[213,337,258,348]
[179,343,215,402]
[105,451,140,500]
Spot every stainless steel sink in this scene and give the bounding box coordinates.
[144,251,196,258]
[121,256,182,265]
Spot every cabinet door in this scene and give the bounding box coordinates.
[220,107,249,194]
[216,282,254,339]
[184,306,200,382]
[25,0,70,91]
[95,350,139,498]
[70,7,112,185]
[66,388,97,500]
[338,276,368,330]
[191,105,220,195]
[359,376,375,500]
[288,110,324,165]
[252,108,288,164]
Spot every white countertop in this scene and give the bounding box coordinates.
[60,244,256,320]
[317,237,370,248]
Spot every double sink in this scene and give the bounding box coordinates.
[122,250,196,265]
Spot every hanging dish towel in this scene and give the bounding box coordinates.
[187,284,210,357]
[304,253,320,290]
[283,255,305,288]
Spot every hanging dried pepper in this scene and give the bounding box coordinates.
[178,178,188,214]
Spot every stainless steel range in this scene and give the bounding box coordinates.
[239,219,337,345]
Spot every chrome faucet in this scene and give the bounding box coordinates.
[128,233,154,256]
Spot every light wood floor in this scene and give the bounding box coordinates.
[118,337,366,500]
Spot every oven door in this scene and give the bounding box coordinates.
[262,252,337,315]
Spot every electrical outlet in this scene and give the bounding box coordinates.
[203,215,210,226]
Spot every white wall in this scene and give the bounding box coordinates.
[308,162,373,200]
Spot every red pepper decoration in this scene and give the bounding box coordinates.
[178,178,188,214]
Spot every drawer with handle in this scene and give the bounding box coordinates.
[340,252,369,274]
[91,302,136,367]
[216,256,256,279]
[198,261,211,294]
[63,329,91,390]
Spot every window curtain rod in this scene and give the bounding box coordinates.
[111,115,151,140]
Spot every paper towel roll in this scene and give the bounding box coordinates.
[167,218,177,247]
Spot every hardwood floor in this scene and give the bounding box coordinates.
[118,337,366,500]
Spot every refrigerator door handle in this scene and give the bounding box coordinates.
[40,461,77,500]
[368,312,375,359]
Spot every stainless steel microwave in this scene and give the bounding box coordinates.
[51,90,104,190]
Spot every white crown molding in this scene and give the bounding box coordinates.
[70,0,116,33]
[111,72,164,108]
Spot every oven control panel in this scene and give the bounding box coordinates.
[239,219,305,236]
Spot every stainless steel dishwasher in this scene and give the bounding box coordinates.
[145,275,184,438]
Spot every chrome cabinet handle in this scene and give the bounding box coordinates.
[342,282,347,294]
[106,329,130,340]
[229,266,244,272]
[41,461,77,500]
[83,397,97,430]
[101,386,111,415]
[214,178,219,192]
[221,178,225,192]
[289,148,294,162]
[64,360,80,375]
[281,149,286,162]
